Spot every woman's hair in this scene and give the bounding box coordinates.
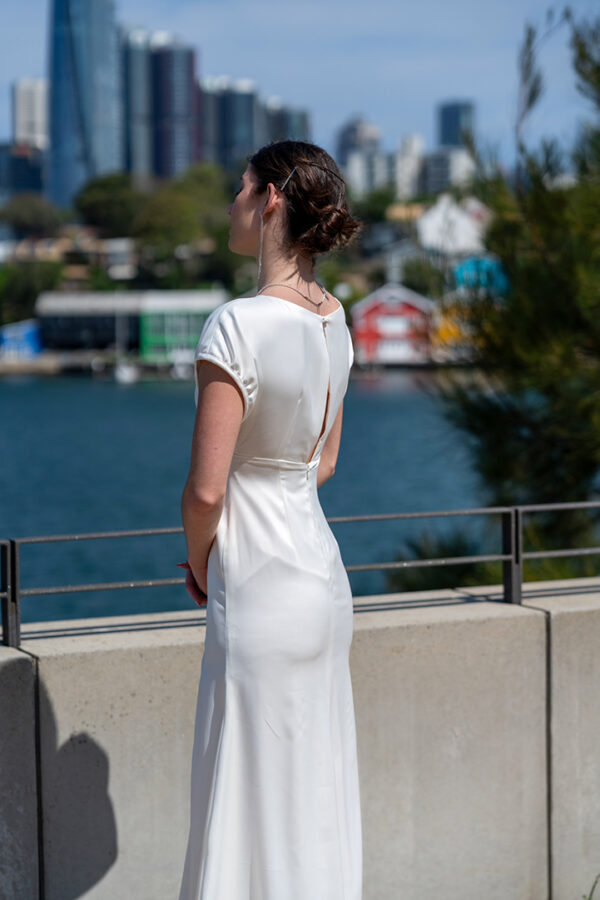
[248,140,360,257]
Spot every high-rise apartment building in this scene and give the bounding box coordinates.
[122,28,153,185]
[0,143,44,206]
[263,98,311,144]
[12,79,48,150]
[423,146,475,194]
[392,135,425,200]
[335,117,387,198]
[196,82,310,171]
[218,79,261,172]
[150,32,196,179]
[438,101,474,148]
[196,79,221,165]
[48,1,310,196]
[48,0,123,208]
[335,117,381,168]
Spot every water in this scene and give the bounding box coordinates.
[1,370,485,622]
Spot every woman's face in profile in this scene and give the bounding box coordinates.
[228,165,263,257]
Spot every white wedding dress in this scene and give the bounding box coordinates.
[178,294,362,900]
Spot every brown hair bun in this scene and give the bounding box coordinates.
[249,140,361,257]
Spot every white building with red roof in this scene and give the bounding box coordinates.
[350,283,435,366]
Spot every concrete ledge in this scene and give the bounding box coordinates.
[17,592,551,900]
[351,593,547,900]
[0,646,38,899]
[21,609,207,900]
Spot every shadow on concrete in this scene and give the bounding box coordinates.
[38,678,118,898]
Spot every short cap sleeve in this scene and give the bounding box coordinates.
[194,303,258,420]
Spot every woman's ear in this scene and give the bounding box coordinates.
[262,182,280,217]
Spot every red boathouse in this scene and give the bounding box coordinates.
[350,283,435,366]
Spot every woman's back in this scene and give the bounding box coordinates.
[195,294,353,467]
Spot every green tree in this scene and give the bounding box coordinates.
[352,185,396,224]
[0,194,62,239]
[132,163,232,284]
[75,173,147,237]
[0,261,63,325]
[133,186,201,259]
[388,10,600,591]
[446,11,600,519]
[402,257,446,298]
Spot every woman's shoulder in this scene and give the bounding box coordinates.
[209,295,275,321]
[199,296,277,349]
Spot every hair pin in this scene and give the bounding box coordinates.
[280,167,297,190]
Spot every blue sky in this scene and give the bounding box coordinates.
[2,0,597,163]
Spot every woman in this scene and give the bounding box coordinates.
[178,140,362,900]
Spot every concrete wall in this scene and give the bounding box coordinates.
[352,593,547,900]
[2,578,600,899]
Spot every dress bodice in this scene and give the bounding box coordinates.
[194,295,354,469]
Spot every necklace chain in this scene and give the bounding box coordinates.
[257,280,328,309]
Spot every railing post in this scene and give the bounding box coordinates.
[502,508,522,603]
[1,541,20,648]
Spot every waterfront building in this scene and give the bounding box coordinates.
[48,0,123,208]
[122,28,153,186]
[150,32,197,179]
[417,193,485,256]
[438,100,474,148]
[350,283,435,366]
[35,289,227,362]
[0,320,42,358]
[12,79,48,150]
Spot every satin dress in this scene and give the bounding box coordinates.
[178,294,362,900]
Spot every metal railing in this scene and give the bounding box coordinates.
[2,501,600,648]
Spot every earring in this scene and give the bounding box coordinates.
[257,215,264,289]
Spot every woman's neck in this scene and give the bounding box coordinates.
[258,245,315,292]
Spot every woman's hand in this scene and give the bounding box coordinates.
[178,562,208,608]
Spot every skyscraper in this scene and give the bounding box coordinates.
[197,78,222,165]
[48,0,123,208]
[438,101,474,148]
[218,79,261,172]
[335,117,380,168]
[122,28,153,185]
[12,79,48,150]
[263,98,311,144]
[150,32,196,179]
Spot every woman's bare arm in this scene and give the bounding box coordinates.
[317,401,344,488]
[181,361,244,592]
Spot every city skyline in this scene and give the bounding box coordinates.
[3,0,598,166]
